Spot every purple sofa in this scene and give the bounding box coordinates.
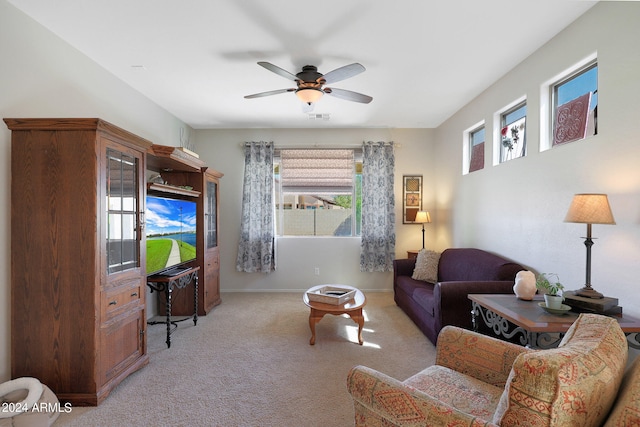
[393,248,524,344]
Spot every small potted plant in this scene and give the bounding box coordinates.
[536,273,564,309]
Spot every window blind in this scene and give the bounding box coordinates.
[279,149,354,194]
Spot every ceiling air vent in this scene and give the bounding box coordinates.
[308,113,330,121]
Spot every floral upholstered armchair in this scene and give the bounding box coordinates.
[347,313,629,427]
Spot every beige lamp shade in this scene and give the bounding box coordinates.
[415,211,431,224]
[564,194,615,224]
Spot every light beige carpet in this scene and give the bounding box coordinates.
[54,291,436,427]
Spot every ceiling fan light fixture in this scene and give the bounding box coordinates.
[295,88,323,104]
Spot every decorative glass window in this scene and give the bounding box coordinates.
[500,102,526,163]
[468,126,485,173]
[106,148,139,274]
[274,149,361,237]
[552,63,597,146]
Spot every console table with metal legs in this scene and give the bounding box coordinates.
[146,267,199,348]
[469,294,640,350]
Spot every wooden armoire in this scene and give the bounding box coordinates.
[5,118,151,405]
[146,144,223,316]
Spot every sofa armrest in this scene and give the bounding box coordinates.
[434,280,515,332]
[435,326,531,388]
[347,365,497,427]
[393,258,417,281]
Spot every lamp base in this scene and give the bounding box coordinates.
[574,286,604,299]
[563,292,619,314]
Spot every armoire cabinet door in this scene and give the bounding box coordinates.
[106,147,141,274]
[99,307,147,385]
[203,173,221,311]
[206,178,218,249]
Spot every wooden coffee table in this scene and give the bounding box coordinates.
[303,285,366,345]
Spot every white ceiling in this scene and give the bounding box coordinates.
[8,0,597,129]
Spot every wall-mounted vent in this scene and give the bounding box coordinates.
[308,113,330,121]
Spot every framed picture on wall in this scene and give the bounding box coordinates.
[403,175,422,223]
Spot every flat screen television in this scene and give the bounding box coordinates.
[146,195,197,275]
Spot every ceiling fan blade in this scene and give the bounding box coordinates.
[244,88,295,99]
[322,63,365,84]
[257,61,299,81]
[324,87,373,104]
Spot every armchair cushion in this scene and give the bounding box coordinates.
[401,326,531,420]
[347,365,498,427]
[403,366,503,419]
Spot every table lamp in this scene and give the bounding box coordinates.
[564,193,615,299]
[415,211,431,249]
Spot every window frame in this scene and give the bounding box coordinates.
[540,53,598,151]
[551,62,597,146]
[496,98,527,164]
[464,122,485,174]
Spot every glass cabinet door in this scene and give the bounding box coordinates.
[206,180,218,248]
[107,148,140,274]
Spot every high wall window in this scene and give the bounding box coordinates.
[552,62,598,146]
[274,149,361,237]
[467,126,485,173]
[499,102,527,163]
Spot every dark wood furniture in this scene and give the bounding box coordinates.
[5,118,151,405]
[469,293,640,349]
[147,266,199,348]
[407,250,420,259]
[146,144,223,316]
[201,169,222,312]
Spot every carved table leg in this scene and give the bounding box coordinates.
[166,285,172,348]
[348,309,365,345]
[193,272,198,326]
[471,302,479,332]
[308,308,326,345]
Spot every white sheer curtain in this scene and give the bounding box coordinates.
[236,141,276,273]
[360,141,396,272]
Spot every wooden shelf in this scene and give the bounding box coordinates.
[147,144,205,173]
[147,183,201,197]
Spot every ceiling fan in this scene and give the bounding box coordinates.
[244,62,373,105]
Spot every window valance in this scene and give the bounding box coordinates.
[278,149,355,194]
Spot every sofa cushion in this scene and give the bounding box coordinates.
[411,249,440,282]
[604,355,640,426]
[395,275,433,298]
[411,288,435,316]
[493,314,628,427]
[438,248,522,282]
[404,365,503,420]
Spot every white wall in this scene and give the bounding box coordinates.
[0,1,190,381]
[193,128,434,292]
[434,2,640,357]
[2,0,638,382]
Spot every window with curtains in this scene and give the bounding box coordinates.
[274,149,362,237]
